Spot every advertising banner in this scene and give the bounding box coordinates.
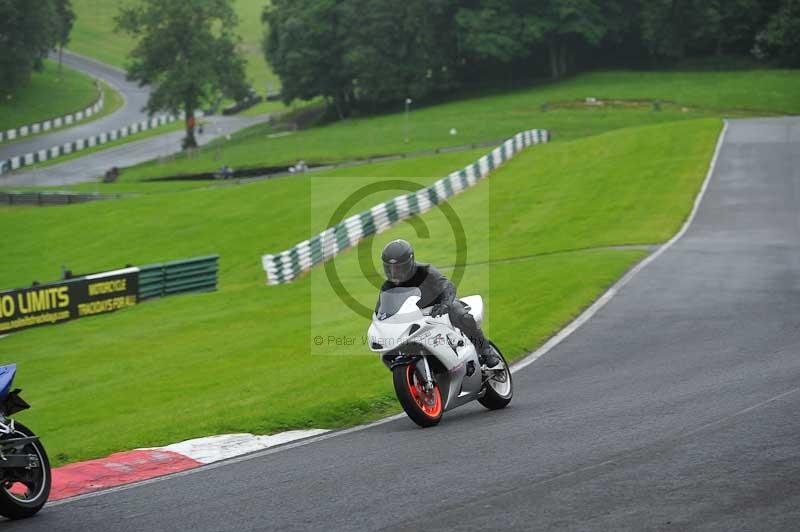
[0,267,139,334]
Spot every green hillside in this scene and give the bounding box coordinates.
[69,0,278,93]
[0,119,720,465]
[1,57,797,466]
[112,69,800,184]
[0,60,100,133]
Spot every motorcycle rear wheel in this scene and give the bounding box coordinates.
[393,363,443,428]
[0,421,51,520]
[478,342,513,410]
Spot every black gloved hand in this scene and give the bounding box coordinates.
[430,303,449,318]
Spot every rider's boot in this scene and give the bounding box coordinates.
[479,343,501,368]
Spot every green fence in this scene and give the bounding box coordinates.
[138,255,219,300]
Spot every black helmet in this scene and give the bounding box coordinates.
[382,239,415,284]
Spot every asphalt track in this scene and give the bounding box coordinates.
[6,116,799,531]
[0,114,272,187]
[0,50,151,163]
[0,50,272,187]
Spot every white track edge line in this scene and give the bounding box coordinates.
[49,414,407,506]
[50,120,729,507]
[512,119,729,372]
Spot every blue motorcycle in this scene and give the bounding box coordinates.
[0,365,50,519]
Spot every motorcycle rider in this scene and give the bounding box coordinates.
[377,239,501,368]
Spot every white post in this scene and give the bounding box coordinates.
[404,98,412,144]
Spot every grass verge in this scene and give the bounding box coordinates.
[0,60,101,134]
[0,118,720,465]
[2,79,127,153]
[112,69,798,184]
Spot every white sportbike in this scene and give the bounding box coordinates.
[368,287,513,427]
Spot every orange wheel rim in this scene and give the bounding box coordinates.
[406,364,442,417]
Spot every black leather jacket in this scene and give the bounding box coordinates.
[375,264,456,312]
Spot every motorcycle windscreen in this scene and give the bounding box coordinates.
[376,287,421,319]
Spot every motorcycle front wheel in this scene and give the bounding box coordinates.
[0,421,51,520]
[393,362,443,428]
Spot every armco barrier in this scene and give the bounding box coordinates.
[0,110,205,176]
[143,139,508,183]
[261,129,549,285]
[138,255,219,300]
[0,83,104,144]
[0,191,121,206]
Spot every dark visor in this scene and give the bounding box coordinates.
[384,257,414,283]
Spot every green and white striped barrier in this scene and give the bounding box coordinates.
[0,110,204,175]
[261,129,550,285]
[0,83,105,144]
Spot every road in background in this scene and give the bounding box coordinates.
[0,51,151,163]
[6,117,799,531]
[0,114,271,187]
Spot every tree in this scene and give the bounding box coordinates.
[641,0,696,59]
[265,0,460,114]
[699,1,765,56]
[641,0,765,60]
[455,0,543,66]
[456,0,620,79]
[0,0,59,96]
[539,0,619,79]
[340,0,459,108]
[756,0,800,66]
[263,0,354,117]
[54,0,75,72]
[116,0,248,149]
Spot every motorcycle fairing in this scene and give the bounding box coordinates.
[369,296,485,411]
[0,365,17,402]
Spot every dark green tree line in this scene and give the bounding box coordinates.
[263,0,352,117]
[263,0,799,115]
[756,0,800,66]
[264,0,459,117]
[456,0,621,79]
[340,0,459,109]
[641,0,768,59]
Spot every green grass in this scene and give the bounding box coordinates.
[67,1,136,70]
[0,60,100,133]
[112,69,799,184]
[0,118,721,465]
[69,0,279,95]
[0,78,124,149]
[235,0,278,93]
[0,69,790,466]
[2,145,491,196]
